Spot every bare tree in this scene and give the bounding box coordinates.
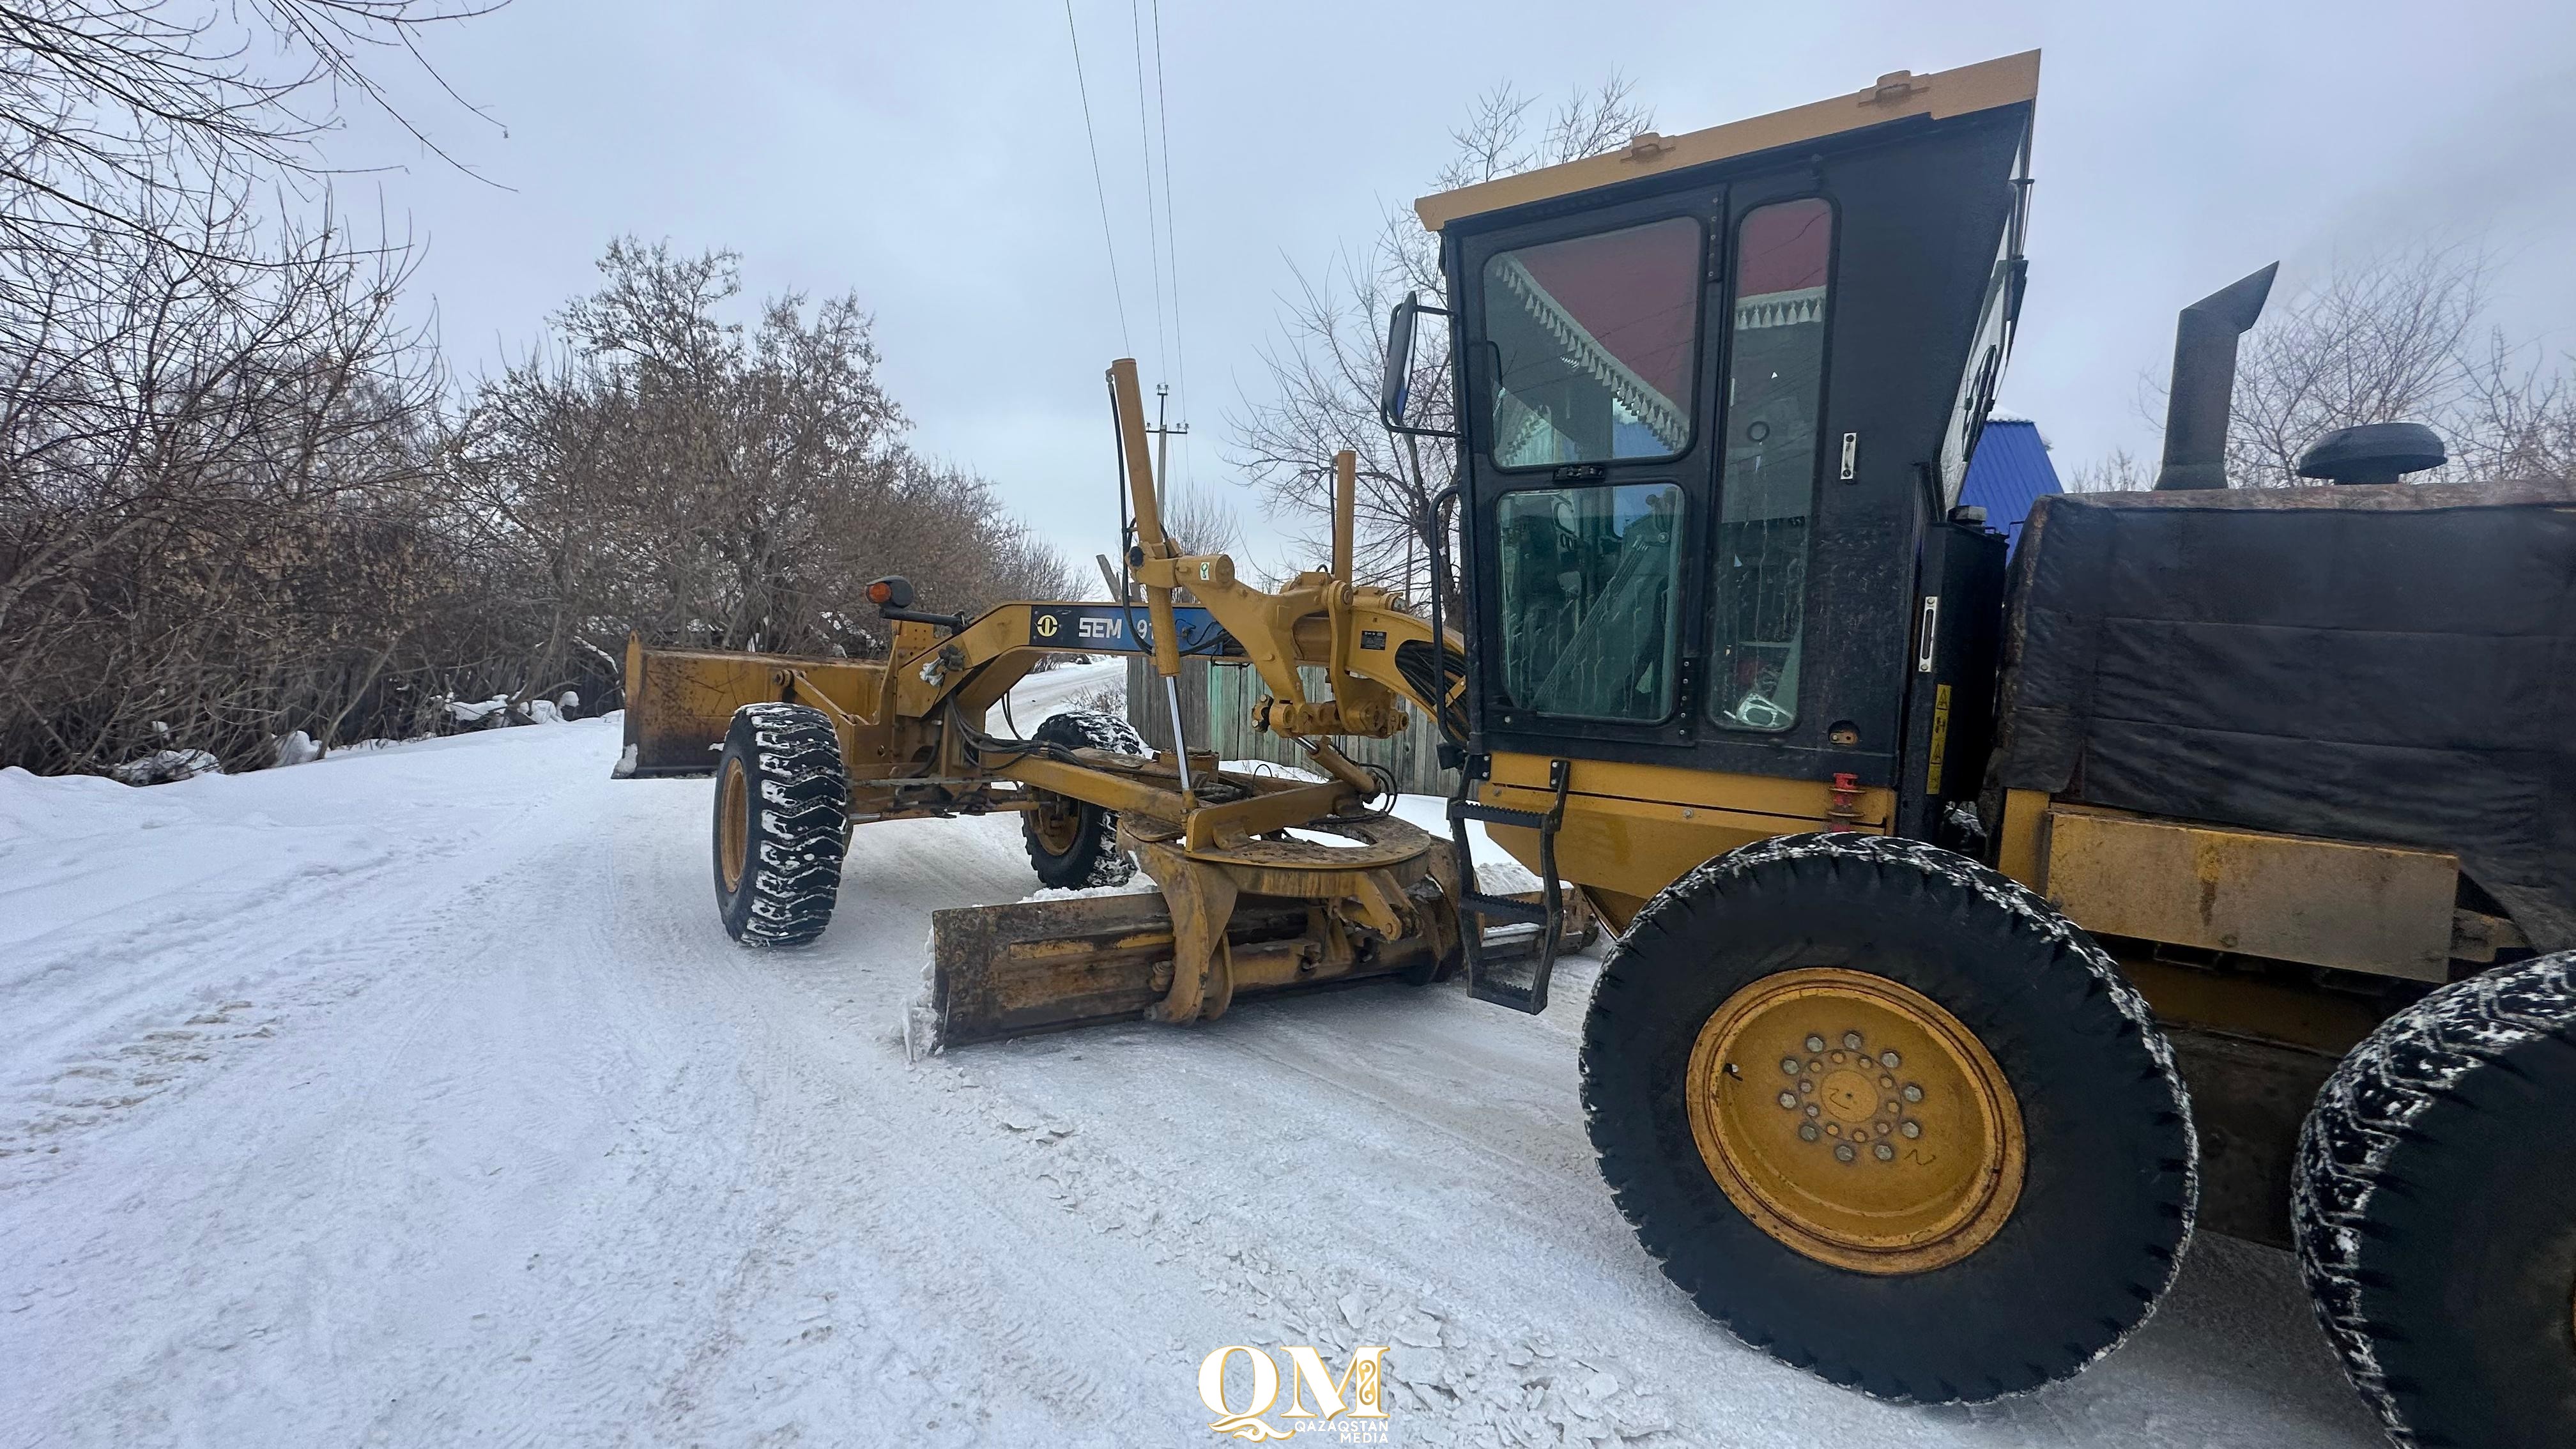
[0,6,1138,778]
[3,232,1085,777]
[0,0,502,268]
[2453,332,2576,481]
[0,204,451,774]
[1231,77,1652,603]
[2227,246,2488,487]
[1159,480,1241,559]
[453,240,1073,671]
[2065,447,2150,494]
[2069,245,2575,491]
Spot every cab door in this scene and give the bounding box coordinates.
[1454,192,1721,763]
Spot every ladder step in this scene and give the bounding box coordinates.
[1469,971,1547,1014]
[1459,891,1547,924]
[1450,801,1552,831]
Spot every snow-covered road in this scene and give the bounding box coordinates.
[2,666,2385,1446]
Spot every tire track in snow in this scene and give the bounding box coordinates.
[0,730,610,1192]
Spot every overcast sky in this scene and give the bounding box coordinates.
[341,1,2575,574]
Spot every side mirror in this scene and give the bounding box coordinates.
[1379,294,1420,427]
[1379,292,1454,437]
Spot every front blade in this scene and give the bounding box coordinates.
[930,894,1173,1046]
[927,894,1317,1048]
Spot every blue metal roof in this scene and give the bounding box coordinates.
[1960,418,2062,554]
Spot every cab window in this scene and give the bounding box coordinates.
[1709,198,1832,732]
[1481,218,1703,469]
[1494,482,1685,721]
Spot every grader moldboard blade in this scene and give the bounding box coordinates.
[926,813,1464,1048]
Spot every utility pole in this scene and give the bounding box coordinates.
[1147,383,1189,531]
[1142,381,1197,767]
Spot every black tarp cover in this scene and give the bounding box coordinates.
[1987,478,2576,951]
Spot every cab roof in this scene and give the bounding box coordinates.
[1414,50,2040,234]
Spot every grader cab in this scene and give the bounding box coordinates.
[621,49,2576,1449]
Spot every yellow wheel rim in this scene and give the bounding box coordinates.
[1028,794,1082,855]
[1686,967,2026,1275]
[719,758,749,893]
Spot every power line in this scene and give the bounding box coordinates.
[1147,0,1191,481]
[1127,0,1169,381]
[1062,0,1131,355]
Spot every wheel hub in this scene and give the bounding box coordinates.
[1027,793,1083,854]
[1687,967,2025,1275]
[719,758,749,893]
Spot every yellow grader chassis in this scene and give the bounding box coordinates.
[620,359,1483,1045]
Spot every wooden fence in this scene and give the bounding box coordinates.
[1124,656,1456,797]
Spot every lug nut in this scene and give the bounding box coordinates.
[1805,1034,1827,1054]
[1880,1050,1901,1069]
[1777,1091,1798,1110]
[1798,1079,1814,1094]
[1874,1142,1896,1162]
[1804,1104,1820,1118]
[1799,1123,1820,1142]
[1780,1057,1802,1076]
[1843,1031,1864,1050]
[1901,1084,1924,1103]
[1901,1120,1922,1138]
[1834,1144,1857,1163]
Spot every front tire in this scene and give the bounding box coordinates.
[1021,709,1146,889]
[712,702,848,946]
[2294,951,2576,1449]
[1581,832,2196,1402]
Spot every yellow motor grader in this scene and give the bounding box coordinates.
[621,50,2576,1448]
[619,358,1516,1044]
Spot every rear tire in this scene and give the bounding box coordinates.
[1021,709,1145,889]
[1581,832,2196,1402]
[2294,951,2576,1449]
[712,702,848,946]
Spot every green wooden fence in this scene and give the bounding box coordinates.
[1124,657,1457,797]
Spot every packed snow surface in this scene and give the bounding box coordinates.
[1,668,2383,1446]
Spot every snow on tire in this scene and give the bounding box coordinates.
[712,702,848,946]
[2293,950,2576,1449]
[1020,709,1145,890]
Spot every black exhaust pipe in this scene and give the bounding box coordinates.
[2152,263,2278,491]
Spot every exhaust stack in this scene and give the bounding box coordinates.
[2152,263,2278,491]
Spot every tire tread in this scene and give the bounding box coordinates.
[2292,950,2576,1448]
[722,702,848,946]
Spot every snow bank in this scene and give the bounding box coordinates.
[1018,878,1158,902]
[272,730,323,768]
